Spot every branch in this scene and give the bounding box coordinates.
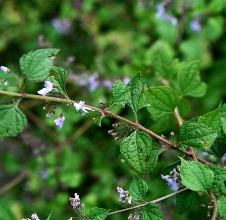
[108,188,188,216]
[0,90,205,163]
[210,192,218,220]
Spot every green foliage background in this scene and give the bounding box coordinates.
[0,0,226,219]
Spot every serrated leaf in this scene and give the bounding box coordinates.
[89,207,109,220]
[47,76,67,97]
[142,204,165,220]
[50,66,68,91]
[0,103,27,138]
[19,48,59,81]
[146,86,178,120]
[120,131,152,173]
[208,164,226,196]
[180,159,214,192]
[148,147,164,172]
[129,177,148,202]
[127,75,146,118]
[198,108,221,134]
[177,61,207,97]
[178,121,217,150]
[112,80,130,107]
[218,196,226,220]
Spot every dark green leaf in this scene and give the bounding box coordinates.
[178,121,217,150]
[120,131,152,173]
[142,204,165,220]
[217,196,226,220]
[89,207,109,220]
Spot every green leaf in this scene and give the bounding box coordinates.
[177,61,207,97]
[218,196,226,220]
[148,148,164,172]
[142,204,165,220]
[180,159,214,192]
[146,86,178,120]
[127,75,146,118]
[112,80,130,107]
[198,108,221,134]
[50,66,68,91]
[19,48,60,81]
[120,131,152,173]
[0,103,27,138]
[46,76,67,98]
[208,164,226,196]
[46,211,53,220]
[178,121,217,150]
[89,207,109,220]
[129,177,148,202]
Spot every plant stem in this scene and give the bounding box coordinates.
[0,90,205,163]
[108,188,188,216]
[210,192,218,220]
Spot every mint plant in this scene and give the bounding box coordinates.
[0,47,226,220]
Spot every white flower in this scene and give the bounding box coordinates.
[54,116,65,129]
[74,101,93,114]
[37,81,54,96]
[69,193,81,210]
[31,213,40,220]
[0,65,10,73]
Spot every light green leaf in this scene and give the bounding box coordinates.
[0,103,27,138]
[142,204,165,220]
[218,196,226,220]
[129,177,148,202]
[19,48,60,81]
[146,86,178,120]
[178,121,217,150]
[177,60,207,97]
[127,75,146,118]
[89,207,109,220]
[46,211,53,220]
[148,147,164,172]
[112,80,130,107]
[50,66,68,91]
[208,164,226,196]
[180,159,214,192]
[198,108,221,134]
[120,131,152,173]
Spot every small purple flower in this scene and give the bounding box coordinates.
[38,81,54,96]
[161,168,180,191]
[128,213,140,220]
[103,79,113,91]
[156,4,177,26]
[0,66,10,73]
[31,213,40,220]
[190,19,201,32]
[54,116,65,129]
[52,18,72,34]
[87,73,99,91]
[222,153,226,165]
[117,186,132,204]
[123,77,130,85]
[69,193,81,210]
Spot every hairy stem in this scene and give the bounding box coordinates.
[0,90,206,163]
[210,192,218,220]
[108,188,188,216]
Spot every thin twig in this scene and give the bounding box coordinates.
[0,90,206,163]
[210,192,218,220]
[108,188,188,216]
[0,171,30,196]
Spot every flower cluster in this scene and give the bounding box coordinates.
[117,186,132,204]
[156,4,177,26]
[22,213,40,220]
[37,81,54,96]
[69,72,130,92]
[69,193,81,210]
[128,213,140,220]
[161,168,180,191]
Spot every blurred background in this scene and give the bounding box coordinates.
[0,0,226,219]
